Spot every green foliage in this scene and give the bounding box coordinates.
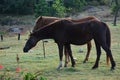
[39,76,47,80]
[34,0,51,17]
[111,3,117,14]
[23,72,36,80]
[98,0,108,5]
[35,0,66,17]
[52,0,66,17]
[0,0,112,16]
[0,70,48,80]
[111,0,120,14]
[64,0,87,15]
[22,72,47,80]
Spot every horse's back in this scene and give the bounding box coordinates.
[56,20,107,45]
[54,20,93,45]
[71,16,100,23]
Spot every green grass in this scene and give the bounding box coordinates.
[0,23,120,80]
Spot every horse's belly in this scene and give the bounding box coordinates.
[68,36,92,45]
[70,40,91,45]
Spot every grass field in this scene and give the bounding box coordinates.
[0,22,120,80]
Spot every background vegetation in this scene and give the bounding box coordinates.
[0,0,119,26]
[0,0,119,17]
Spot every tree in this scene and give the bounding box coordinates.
[34,0,50,17]
[112,0,120,26]
[52,0,66,17]
[64,0,87,15]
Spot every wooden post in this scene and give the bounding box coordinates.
[1,35,3,41]
[18,33,20,40]
[42,40,46,58]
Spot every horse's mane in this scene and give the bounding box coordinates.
[31,20,60,35]
[35,16,59,23]
[40,19,72,29]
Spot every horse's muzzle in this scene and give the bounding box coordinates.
[23,47,28,53]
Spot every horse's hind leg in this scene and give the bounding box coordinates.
[65,44,75,67]
[92,39,101,69]
[96,33,115,70]
[101,43,116,70]
[106,53,110,66]
[64,47,70,67]
[83,41,92,63]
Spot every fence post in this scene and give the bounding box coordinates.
[1,35,3,41]
[42,40,46,58]
[18,33,20,40]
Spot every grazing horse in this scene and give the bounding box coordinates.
[23,19,115,70]
[32,16,109,67]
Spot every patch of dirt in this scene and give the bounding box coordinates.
[71,6,120,22]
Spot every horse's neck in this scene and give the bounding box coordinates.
[43,18,59,27]
[36,25,54,40]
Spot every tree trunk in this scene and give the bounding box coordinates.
[113,0,119,26]
[113,7,119,26]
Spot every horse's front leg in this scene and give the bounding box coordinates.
[83,41,92,63]
[65,44,75,67]
[92,40,101,69]
[56,43,64,70]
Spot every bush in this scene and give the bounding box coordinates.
[23,72,47,80]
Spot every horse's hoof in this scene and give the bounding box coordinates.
[111,67,115,71]
[92,66,98,70]
[83,60,86,63]
[83,59,88,63]
[56,67,61,70]
[71,64,75,67]
[64,65,67,67]
[71,62,76,67]
[92,67,97,70]
[56,65,62,70]
[111,61,116,70]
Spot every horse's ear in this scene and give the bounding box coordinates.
[40,16,42,19]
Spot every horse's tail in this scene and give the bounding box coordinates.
[103,22,111,65]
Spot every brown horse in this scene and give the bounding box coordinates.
[23,19,115,70]
[32,16,109,67]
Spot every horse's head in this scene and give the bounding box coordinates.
[23,33,39,52]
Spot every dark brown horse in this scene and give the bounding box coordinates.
[23,19,115,70]
[32,16,109,67]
